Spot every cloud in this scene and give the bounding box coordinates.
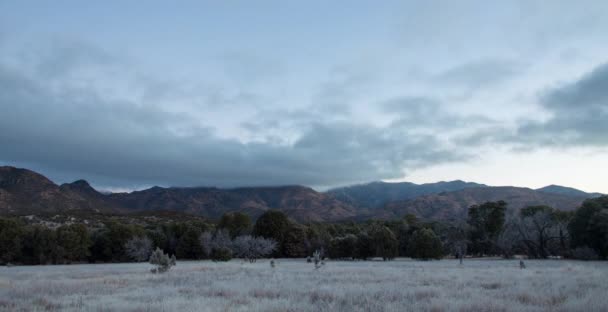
[0,39,464,189]
[435,59,523,90]
[515,63,608,147]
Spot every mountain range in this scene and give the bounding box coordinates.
[0,166,603,222]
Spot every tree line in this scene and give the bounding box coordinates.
[0,196,606,265]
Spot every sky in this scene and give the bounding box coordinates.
[1,1,607,193]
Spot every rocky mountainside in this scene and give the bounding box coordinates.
[327,180,487,209]
[0,166,356,221]
[0,166,596,222]
[378,186,587,221]
[0,166,119,215]
[108,185,357,222]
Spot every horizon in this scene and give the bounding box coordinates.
[2,164,603,195]
[1,1,607,193]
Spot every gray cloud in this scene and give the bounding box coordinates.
[382,96,495,132]
[434,59,523,90]
[0,41,464,190]
[516,63,608,147]
[455,62,608,149]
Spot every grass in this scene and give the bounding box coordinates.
[0,259,607,311]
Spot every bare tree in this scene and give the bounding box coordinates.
[125,236,153,262]
[517,206,561,258]
[233,235,276,262]
[212,229,233,251]
[199,231,213,257]
[496,218,520,258]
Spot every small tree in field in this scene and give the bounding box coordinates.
[312,249,324,269]
[125,236,153,262]
[149,248,175,273]
[233,235,276,262]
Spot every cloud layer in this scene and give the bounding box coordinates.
[0,41,464,189]
[1,1,608,191]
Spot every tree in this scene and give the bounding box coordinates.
[176,225,204,259]
[125,236,153,262]
[328,234,357,259]
[56,224,91,263]
[355,232,375,260]
[517,206,559,258]
[0,218,23,264]
[21,225,57,264]
[439,223,469,259]
[232,235,276,262]
[552,210,574,256]
[496,218,519,258]
[92,222,145,262]
[283,224,308,257]
[370,225,398,261]
[218,212,252,238]
[569,196,608,259]
[201,229,234,261]
[253,210,291,257]
[467,201,507,255]
[408,228,443,260]
[199,231,213,257]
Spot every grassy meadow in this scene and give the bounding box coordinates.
[1,259,607,312]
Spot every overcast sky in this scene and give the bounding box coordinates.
[1,1,607,193]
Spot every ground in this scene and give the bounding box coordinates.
[0,259,607,312]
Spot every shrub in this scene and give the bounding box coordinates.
[572,246,599,261]
[149,248,176,273]
[210,247,232,262]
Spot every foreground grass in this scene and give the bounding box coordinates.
[0,259,607,312]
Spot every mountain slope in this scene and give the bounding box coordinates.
[379,186,586,221]
[0,166,356,222]
[327,180,487,209]
[536,185,603,198]
[1,166,595,223]
[0,166,119,214]
[108,185,356,222]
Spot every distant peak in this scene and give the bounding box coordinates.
[60,179,100,195]
[0,166,56,188]
[70,179,92,187]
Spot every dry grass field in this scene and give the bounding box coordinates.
[1,259,607,312]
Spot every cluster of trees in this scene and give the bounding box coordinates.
[0,196,606,265]
[467,197,608,260]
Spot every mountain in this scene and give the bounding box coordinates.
[327,180,487,209]
[379,186,587,221]
[108,185,356,222]
[0,166,119,215]
[0,166,356,222]
[0,166,596,223]
[536,185,603,198]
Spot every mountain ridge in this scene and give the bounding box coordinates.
[327,180,488,209]
[0,165,598,222]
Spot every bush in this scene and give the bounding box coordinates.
[210,247,232,262]
[149,248,176,273]
[572,246,599,261]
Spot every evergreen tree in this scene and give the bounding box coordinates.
[0,218,23,264]
[408,228,443,260]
